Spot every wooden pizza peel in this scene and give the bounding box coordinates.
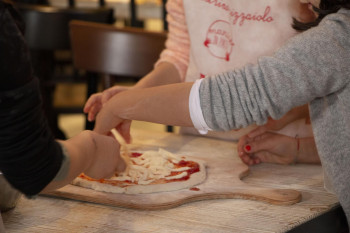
[42,130,301,210]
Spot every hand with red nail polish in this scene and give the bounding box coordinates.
[238,132,296,165]
[239,132,320,165]
[237,104,316,166]
[237,134,259,166]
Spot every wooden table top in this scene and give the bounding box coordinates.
[2,129,339,233]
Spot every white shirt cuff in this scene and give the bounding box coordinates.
[189,79,212,134]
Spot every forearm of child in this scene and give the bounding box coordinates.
[95,82,194,134]
[297,137,321,164]
[248,104,310,138]
[114,82,193,126]
[134,62,182,89]
[289,104,310,122]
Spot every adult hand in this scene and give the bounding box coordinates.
[61,131,126,179]
[84,85,131,122]
[44,131,126,193]
[237,134,257,165]
[84,131,126,178]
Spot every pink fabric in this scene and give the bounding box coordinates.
[155,0,189,81]
[156,0,315,140]
[156,0,312,83]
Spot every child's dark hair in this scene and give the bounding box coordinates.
[293,0,350,31]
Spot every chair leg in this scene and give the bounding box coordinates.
[85,118,95,131]
[42,84,67,139]
[166,125,173,132]
[162,0,168,31]
[85,72,99,130]
[129,0,144,28]
[102,74,113,89]
[32,50,66,139]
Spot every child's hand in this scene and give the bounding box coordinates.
[84,85,131,122]
[84,93,103,122]
[93,101,132,143]
[114,120,132,144]
[94,115,132,144]
[238,132,298,165]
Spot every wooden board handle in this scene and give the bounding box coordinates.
[230,186,302,205]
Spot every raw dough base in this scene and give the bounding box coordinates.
[72,158,206,194]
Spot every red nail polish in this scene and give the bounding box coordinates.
[245,145,251,152]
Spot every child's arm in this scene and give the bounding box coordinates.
[94,9,350,137]
[84,26,185,142]
[84,62,181,122]
[247,104,309,138]
[133,62,181,89]
[85,0,189,122]
[94,82,194,135]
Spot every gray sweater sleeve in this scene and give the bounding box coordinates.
[199,8,350,224]
[199,9,350,131]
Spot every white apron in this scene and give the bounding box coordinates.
[180,0,314,140]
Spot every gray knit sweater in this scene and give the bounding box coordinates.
[199,8,350,224]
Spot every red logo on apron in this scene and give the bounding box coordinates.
[204,20,234,61]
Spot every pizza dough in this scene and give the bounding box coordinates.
[72,149,207,194]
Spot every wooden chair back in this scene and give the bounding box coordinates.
[70,20,167,79]
[69,20,167,129]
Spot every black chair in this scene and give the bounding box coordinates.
[129,0,167,30]
[67,0,106,9]
[162,0,168,31]
[18,4,114,49]
[15,3,114,139]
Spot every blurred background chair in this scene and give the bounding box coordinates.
[126,0,167,30]
[15,3,114,139]
[69,20,167,130]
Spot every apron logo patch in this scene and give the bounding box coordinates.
[204,20,234,61]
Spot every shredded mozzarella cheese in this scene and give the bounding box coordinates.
[115,149,190,184]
